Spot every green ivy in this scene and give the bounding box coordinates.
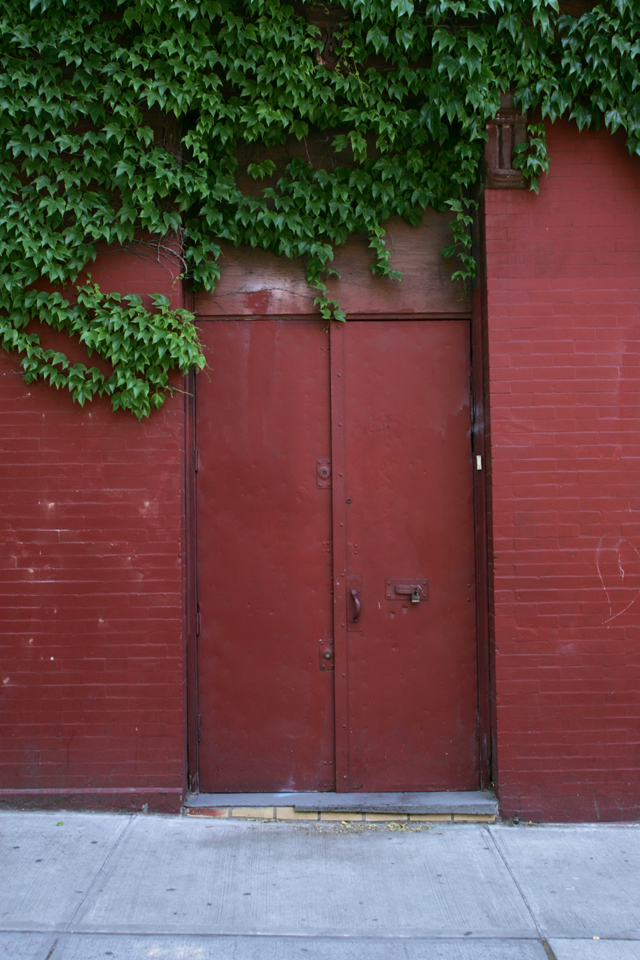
[1,0,639,416]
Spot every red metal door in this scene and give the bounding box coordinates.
[195,318,478,793]
[331,320,478,791]
[196,319,335,792]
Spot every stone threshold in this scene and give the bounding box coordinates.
[184,790,498,822]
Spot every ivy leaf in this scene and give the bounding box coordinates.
[390,0,414,17]
[0,0,636,417]
[247,160,277,180]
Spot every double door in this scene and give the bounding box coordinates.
[195,318,479,793]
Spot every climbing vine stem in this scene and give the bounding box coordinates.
[1,0,639,416]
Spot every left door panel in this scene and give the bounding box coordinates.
[196,319,335,792]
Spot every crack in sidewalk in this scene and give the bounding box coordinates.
[65,813,135,931]
[485,826,559,960]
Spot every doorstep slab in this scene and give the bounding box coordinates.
[186,790,498,816]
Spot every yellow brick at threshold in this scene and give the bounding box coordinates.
[365,813,408,822]
[320,812,362,821]
[186,808,229,818]
[453,814,495,822]
[276,807,319,820]
[409,814,452,822]
[230,807,274,819]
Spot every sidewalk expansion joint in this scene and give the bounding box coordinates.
[64,814,135,931]
[485,825,555,958]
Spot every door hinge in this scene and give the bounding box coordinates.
[476,455,482,471]
[196,605,201,637]
[197,713,202,743]
[195,449,199,472]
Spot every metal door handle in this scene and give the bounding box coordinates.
[350,588,361,622]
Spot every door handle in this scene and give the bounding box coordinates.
[347,574,362,631]
[350,588,361,623]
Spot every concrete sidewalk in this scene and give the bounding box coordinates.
[1,812,639,960]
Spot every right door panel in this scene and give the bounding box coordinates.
[342,320,478,791]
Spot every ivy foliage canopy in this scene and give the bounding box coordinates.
[1,0,639,416]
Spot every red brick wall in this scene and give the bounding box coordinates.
[4,123,640,821]
[485,120,640,820]
[0,248,186,812]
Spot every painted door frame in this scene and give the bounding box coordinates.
[183,288,492,794]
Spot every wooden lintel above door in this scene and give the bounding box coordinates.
[194,210,471,319]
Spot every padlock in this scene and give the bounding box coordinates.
[411,587,421,604]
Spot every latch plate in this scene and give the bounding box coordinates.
[316,458,331,488]
[385,579,429,602]
[319,637,334,671]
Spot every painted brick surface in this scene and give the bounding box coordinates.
[4,123,640,821]
[485,120,640,820]
[0,248,186,811]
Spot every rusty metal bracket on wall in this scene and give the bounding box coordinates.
[485,93,528,190]
[303,4,350,69]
